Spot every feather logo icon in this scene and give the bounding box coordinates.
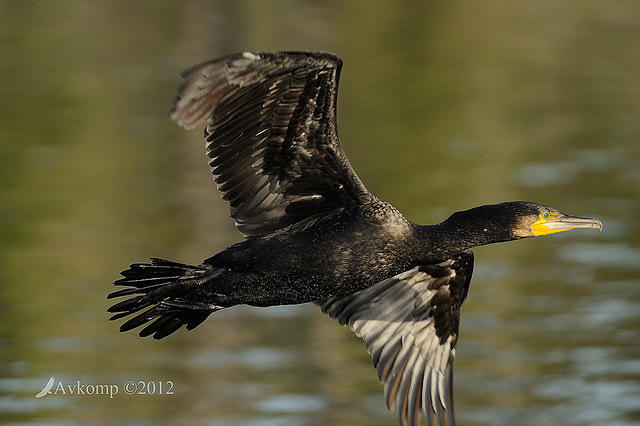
[35,377,55,398]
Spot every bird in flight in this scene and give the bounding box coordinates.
[108,51,602,425]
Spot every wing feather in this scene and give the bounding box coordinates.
[318,251,474,425]
[171,51,371,237]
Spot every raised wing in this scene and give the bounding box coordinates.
[170,51,370,237]
[318,251,474,426]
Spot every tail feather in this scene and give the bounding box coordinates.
[108,258,220,339]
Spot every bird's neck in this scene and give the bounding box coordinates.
[414,212,515,260]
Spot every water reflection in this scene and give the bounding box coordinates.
[516,148,639,187]
[190,347,295,370]
[559,242,640,268]
[253,394,328,414]
[2,1,640,425]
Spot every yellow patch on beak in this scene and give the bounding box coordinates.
[532,212,569,236]
[531,211,603,237]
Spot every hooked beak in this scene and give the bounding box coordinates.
[532,213,603,236]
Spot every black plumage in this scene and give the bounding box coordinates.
[108,51,602,426]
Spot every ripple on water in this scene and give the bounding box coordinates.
[558,242,640,269]
[253,394,328,414]
[516,161,577,187]
[37,337,88,353]
[0,394,68,414]
[560,345,640,377]
[0,377,47,394]
[208,415,309,426]
[515,148,639,187]
[189,346,295,370]
[580,298,640,328]
[538,376,640,419]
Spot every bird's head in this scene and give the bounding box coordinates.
[507,201,603,238]
[442,201,602,248]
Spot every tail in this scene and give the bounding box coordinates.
[107,258,222,339]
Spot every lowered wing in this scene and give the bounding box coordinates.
[318,251,474,426]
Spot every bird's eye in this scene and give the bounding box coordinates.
[542,212,550,219]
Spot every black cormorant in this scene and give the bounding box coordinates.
[107,52,602,426]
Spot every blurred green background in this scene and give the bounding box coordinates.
[1,1,639,425]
